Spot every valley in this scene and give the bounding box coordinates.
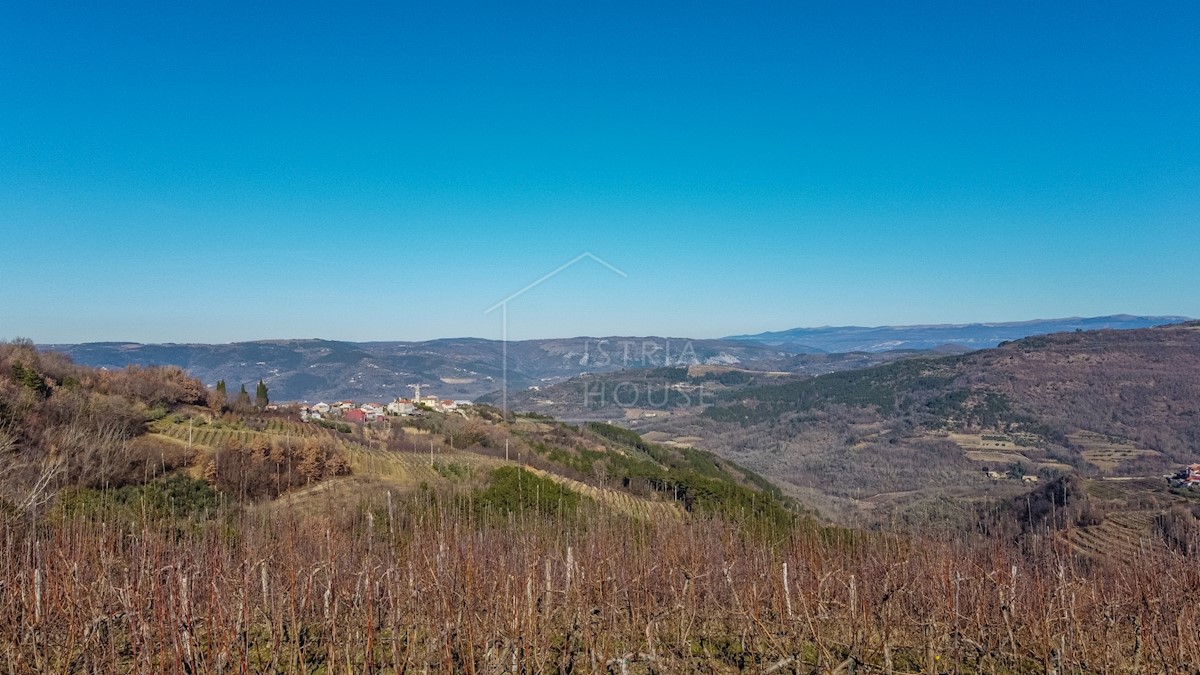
[5,323,1200,671]
[501,323,1200,528]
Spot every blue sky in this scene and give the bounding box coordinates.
[2,1,1197,343]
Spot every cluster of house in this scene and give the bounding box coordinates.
[1166,464,1200,489]
[300,395,471,423]
[986,471,1040,483]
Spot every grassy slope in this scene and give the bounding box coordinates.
[143,405,789,527]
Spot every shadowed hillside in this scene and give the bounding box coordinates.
[615,324,1200,523]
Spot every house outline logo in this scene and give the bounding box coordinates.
[485,252,627,415]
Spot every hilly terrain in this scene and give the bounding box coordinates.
[487,350,941,422]
[0,338,786,525]
[728,314,1189,352]
[41,315,1185,405]
[46,336,794,403]
[633,323,1200,523]
[4,337,1200,672]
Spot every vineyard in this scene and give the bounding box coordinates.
[152,416,343,452]
[1062,477,1200,561]
[3,408,1197,672]
[147,411,695,521]
[4,489,1199,673]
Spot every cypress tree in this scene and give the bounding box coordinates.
[211,379,228,411]
[236,383,251,409]
[255,379,269,409]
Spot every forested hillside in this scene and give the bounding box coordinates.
[612,324,1200,523]
[705,323,1200,461]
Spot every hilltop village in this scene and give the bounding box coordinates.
[298,391,472,423]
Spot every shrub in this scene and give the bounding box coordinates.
[474,467,582,519]
[56,474,219,524]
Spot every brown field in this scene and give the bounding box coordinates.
[945,432,1024,451]
[5,497,1199,673]
[662,435,706,448]
[1071,431,1162,473]
[963,449,1031,464]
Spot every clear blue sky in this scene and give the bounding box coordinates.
[2,1,1197,343]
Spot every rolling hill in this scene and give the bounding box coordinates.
[46,336,793,403]
[727,314,1189,352]
[0,337,788,527]
[5,338,1200,672]
[616,323,1200,522]
[39,315,1186,404]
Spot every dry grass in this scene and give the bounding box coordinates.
[3,497,1198,673]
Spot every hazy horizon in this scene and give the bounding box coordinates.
[23,312,1192,347]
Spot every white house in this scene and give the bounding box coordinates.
[387,398,415,415]
[363,403,388,421]
[311,402,331,414]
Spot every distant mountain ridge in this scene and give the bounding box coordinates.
[43,337,790,403]
[726,314,1190,352]
[41,315,1189,403]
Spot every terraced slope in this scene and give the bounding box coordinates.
[523,466,683,520]
[151,416,342,452]
[1066,511,1157,561]
[150,409,745,523]
[1064,478,1197,562]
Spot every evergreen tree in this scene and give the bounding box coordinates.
[11,363,51,398]
[210,379,228,411]
[236,383,251,409]
[255,379,269,409]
